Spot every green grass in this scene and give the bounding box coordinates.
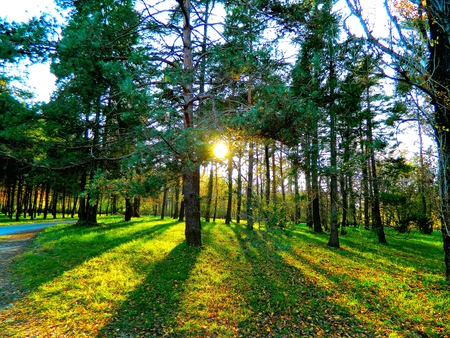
[0,216,448,337]
[0,213,78,226]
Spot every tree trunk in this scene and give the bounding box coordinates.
[15,176,22,222]
[183,166,202,247]
[213,162,218,222]
[236,153,243,223]
[204,163,214,222]
[311,128,322,233]
[133,197,141,218]
[246,142,254,230]
[8,180,15,219]
[271,146,277,204]
[71,195,78,218]
[294,166,301,224]
[328,59,339,248]
[225,154,233,225]
[161,188,167,220]
[179,0,202,246]
[264,144,271,206]
[61,186,66,219]
[367,114,386,243]
[173,179,180,219]
[361,133,370,230]
[32,185,38,219]
[43,181,51,220]
[125,198,132,221]
[52,190,58,219]
[279,148,286,202]
[428,0,450,281]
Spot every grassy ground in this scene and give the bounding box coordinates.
[0,216,448,337]
[0,214,77,226]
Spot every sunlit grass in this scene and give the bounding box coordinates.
[0,216,448,337]
[0,213,78,226]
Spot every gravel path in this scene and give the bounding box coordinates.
[0,230,41,310]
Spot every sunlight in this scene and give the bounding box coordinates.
[213,142,228,159]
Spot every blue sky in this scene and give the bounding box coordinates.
[1,0,59,102]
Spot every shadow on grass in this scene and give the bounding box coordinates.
[97,241,201,337]
[228,223,376,337]
[15,217,178,293]
[256,225,448,336]
[289,225,443,273]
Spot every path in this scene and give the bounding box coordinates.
[0,220,76,309]
[0,220,77,236]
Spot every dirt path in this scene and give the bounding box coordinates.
[0,230,41,310]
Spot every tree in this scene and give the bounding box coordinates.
[47,0,143,225]
[345,0,450,280]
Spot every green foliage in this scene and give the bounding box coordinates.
[262,203,289,229]
[0,16,55,63]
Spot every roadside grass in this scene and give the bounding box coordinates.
[0,216,448,337]
[0,213,79,226]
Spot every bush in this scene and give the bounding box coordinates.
[397,213,434,234]
[416,214,434,234]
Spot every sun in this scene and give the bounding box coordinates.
[213,142,228,159]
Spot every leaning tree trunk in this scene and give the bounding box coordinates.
[428,0,450,281]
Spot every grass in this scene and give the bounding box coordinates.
[0,213,78,226]
[0,216,448,337]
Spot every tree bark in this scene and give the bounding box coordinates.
[225,154,233,225]
[236,154,243,223]
[246,141,254,230]
[125,198,132,221]
[311,128,322,233]
[178,0,202,246]
[183,166,202,247]
[161,188,167,220]
[133,197,141,218]
[173,179,180,219]
[428,0,450,281]
[367,113,386,243]
[328,57,339,248]
[204,163,214,222]
[264,144,271,206]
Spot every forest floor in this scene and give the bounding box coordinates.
[0,216,449,337]
[0,230,41,310]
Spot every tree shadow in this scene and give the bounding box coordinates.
[14,218,178,293]
[228,223,376,337]
[97,241,202,337]
[289,226,443,274]
[265,226,448,336]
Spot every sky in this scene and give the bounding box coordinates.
[0,0,382,104]
[1,0,60,102]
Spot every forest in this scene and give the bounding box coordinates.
[1,0,450,283]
